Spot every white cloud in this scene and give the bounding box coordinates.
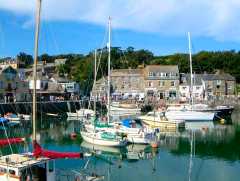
[0,0,240,41]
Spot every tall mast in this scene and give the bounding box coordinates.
[94,49,97,114]
[107,17,111,124]
[188,32,193,106]
[33,0,42,141]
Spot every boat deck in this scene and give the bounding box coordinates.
[0,154,50,169]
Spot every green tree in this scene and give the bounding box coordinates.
[17,52,33,68]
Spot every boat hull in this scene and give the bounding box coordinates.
[81,131,126,147]
[165,111,215,121]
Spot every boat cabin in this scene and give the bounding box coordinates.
[0,154,55,181]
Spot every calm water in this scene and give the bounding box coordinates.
[1,108,240,181]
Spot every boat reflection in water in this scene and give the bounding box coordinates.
[81,141,159,164]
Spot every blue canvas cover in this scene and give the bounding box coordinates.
[122,118,132,128]
[0,117,8,124]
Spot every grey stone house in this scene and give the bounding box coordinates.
[144,65,179,99]
[202,72,235,98]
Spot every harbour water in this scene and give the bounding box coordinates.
[1,108,240,181]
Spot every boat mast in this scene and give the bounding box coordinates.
[33,0,42,141]
[107,17,111,124]
[94,49,97,114]
[188,32,194,106]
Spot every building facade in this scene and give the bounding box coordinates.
[0,66,29,102]
[144,65,179,100]
[111,69,145,100]
[202,72,235,98]
[179,74,205,102]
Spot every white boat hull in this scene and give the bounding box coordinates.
[67,112,79,117]
[165,111,215,121]
[109,105,141,115]
[67,109,95,117]
[84,122,153,144]
[81,131,126,147]
[126,134,150,144]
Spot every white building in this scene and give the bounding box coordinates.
[179,74,205,102]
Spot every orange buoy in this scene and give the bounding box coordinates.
[70,132,77,139]
[151,142,158,148]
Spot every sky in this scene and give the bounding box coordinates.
[0,0,240,57]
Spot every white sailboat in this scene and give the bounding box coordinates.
[81,17,127,147]
[84,116,154,144]
[165,32,215,122]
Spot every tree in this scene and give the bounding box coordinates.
[17,52,33,68]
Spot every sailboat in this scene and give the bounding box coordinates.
[165,32,215,121]
[0,1,84,180]
[81,17,127,147]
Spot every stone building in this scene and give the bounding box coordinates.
[144,65,179,99]
[0,66,29,102]
[179,73,205,102]
[91,77,108,101]
[202,72,235,98]
[111,69,145,100]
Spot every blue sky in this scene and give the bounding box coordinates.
[0,0,240,57]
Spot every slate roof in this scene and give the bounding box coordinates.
[111,69,143,76]
[181,74,203,85]
[145,65,179,73]
[202,73,235,81]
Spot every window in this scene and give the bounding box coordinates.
[160,73,166,77]
[170,72,175,77]
[171,81,175,86]
[148,81,153,87]
[159,81,165,87]
[9,169,16,175]
[216,80,221,85]
[149,72,154,77]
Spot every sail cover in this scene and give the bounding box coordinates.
[33,141,83,159]
[0,138,24,147]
